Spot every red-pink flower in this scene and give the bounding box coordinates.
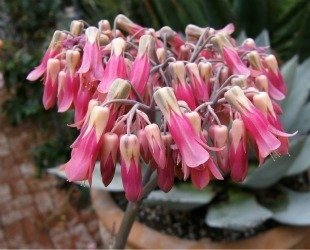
[120,134,143,202]
[154,87,210,168]
[170,62,197,109]
[225,86,294,164]
[100,132,119,186]
[64,106,110,184]
[43,58,61,109]
[97,38,127,94]
[222,46,250,77]
[27,31,65,81]
[144,124,166,169]
[129,35,154,96]
[229,119,248,182]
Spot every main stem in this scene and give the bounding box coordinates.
[113,169,157,249]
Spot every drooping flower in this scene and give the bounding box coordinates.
[119,134,143,202]
[97,38,127,94]
[209,125,229,174]
[100,132,119,186]
[224,86,294,164]
[43,58,61,109]
[170,61,197,109]
[144,124,166,169]
[154,87,210,168]
[129,35,155,96]
[64,106,110,184]
[229,119,248,182]
[27,30,66,81]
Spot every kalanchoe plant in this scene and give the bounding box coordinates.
[28,15,303,248]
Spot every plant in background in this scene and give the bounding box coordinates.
[28,14,310,248]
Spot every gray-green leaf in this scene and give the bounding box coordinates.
[144,184,215,210]
[206,192,272,230]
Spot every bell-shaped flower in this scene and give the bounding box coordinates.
[157,26,185,54]
[186,63,210,102]
[170,61,197,109]
[224,86,294,164]
[64,106,110,184]
[253,92,290,155]
[214,34,250,77]
[97,38,127,94]
[43,58,61,109]
[144,124,166,169]
[157,133,175,192]
[129,35,155,96]
[154,87,210,168]
[27,30,65,81]
[100,132,119,186]
[191,158,223,189]
[78,27,104,84]
[229,119,248,182]
[120,134,143,202]
[209,125,229,174]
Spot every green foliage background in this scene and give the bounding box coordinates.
[0,0,309,173]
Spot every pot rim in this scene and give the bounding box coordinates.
[91,189,310,249]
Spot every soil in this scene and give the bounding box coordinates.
[111,172,309,242]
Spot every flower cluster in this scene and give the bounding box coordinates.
[28,15,294,202]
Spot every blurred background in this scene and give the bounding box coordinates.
[0,0,309,248]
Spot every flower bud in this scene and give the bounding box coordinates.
[253,92,275,117]
[49,30,66,50]
[224,86,252,113]
[111,37,126,57]
[98,19,111,32]
[66,50,81,75]
[247,51,262,70]
[47,58,61,85]
[85,106,110,141]
[198,62,212,83]
[120,134,140,168]
[115,14,143,35]
[106,78,131,101]
[70,20,84,36]
[85,26,100,44]
[242,38,256,50]
[255,75,268,92]
[185,111,201,134]
[170,61,186,85]
[185,24,204,40]
[264,55,279,74]
[138,35,155,57]
[231,76,247,88]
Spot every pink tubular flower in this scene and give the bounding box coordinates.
[154,87,210,168]
[253,92,289,155]
[129,35,155,96]
[214,34,250,77]
[115,14,144,37]
[186,63,210,102]
[263,55,287,100]
[43,58,61,109]
[209,125,229,174]
[64,106,110,184]
[78,27,104,85]
[229,119,248,182]
[170,61,197,109]
[97,38,127,94]
[191,158,223,189]
[27,30,65,81]
[120,134,143,202]
[157,133,175,192]
[224,86,294,164]
[100,132,119,186]
[144,124,166,169]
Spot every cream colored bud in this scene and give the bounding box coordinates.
[98,20,111,32]
[231,76,247,88]
[47,58,61,84]
[242,38,256,49]
[99,34,110,46]
[49,30,66,49]
[87,106,110,141]
[157,26,176,40]
[185,24,204,39]
[156,48,165,64]
[153,87,182,118]
[198,62,212,83]
[186,63,200,80]
[66,50,80,75]
[212,33,232,50]
[106,78,131,101]
[115,14,136,32]
[253,91,275,117]
[247,51,262,70]
[119,134,140,167]
[264,55,279,73]
[169,61,186,85]
[255,75,268,92]
[70,20,84,36]
[138,35,155,56]
[85,26,99,44]
[111,37,126,57]
[185,112,201,134]
[224,86,252,112]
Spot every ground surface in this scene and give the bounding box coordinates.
[0,85,102,248]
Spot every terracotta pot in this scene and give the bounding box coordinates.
[91,189,310,249]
